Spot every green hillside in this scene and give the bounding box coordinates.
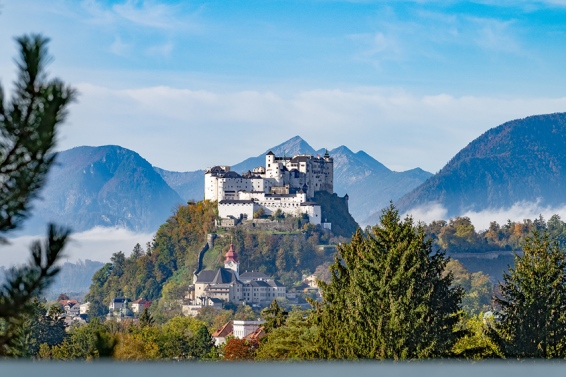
[84,200,349,319]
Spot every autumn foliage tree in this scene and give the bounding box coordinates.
[222,338,259,361]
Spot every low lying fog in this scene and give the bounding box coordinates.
[407,199,566,230]
[3,200,565,267]
[0,227,154,267]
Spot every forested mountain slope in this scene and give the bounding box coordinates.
[394,113,566,219]
[24,146,183,234]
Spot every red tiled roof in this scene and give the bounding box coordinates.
[244,326,265,340]
[212,321,234,338]
[224,243,238,264]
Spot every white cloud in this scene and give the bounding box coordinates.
[82,0,194,30]
[404,202,448,224]
[406,199,566,231]
[59,83,566,173]
[145,41,174,58]
[350,7,529,71]
[112,0,189,30]
[470,17,523,54]
[462,200,566,230]
[0,227,153,267]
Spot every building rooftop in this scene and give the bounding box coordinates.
[196,268,239,285]
[212,321,234,338]
[239,271,269,281]
[267,280,285,288]
[219,200,255,204]
[247,280,271,288]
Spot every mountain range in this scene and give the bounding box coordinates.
[25,112,566,236]
[394,112,566,220]
[21,137,431,235]
[23,146,183,234]
[156,136,433,226]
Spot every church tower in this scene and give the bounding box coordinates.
[224,243,239,278]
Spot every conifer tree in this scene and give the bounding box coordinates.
[187,324,215,359]
[261,299,288,333]
[312,204,463,359]
[0,34,74,355]
[489,231,566,358]
[139,308,155,328]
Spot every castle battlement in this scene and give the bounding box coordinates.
[205,151,334,225]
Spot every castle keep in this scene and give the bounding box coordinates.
[205,150,334,225]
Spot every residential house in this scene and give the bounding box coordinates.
[64,303,80,317]
[212,320,266,347]
[131,298,151,314]
[79,302,90,315]
[109,297,130,311]
[211,321,234,347]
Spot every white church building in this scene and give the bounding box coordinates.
[205,150,334,225]
[183,244,286,316]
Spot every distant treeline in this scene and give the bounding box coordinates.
[423,214,566,253]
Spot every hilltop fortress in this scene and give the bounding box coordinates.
[205,150,336,225]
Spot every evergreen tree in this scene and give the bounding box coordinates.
[131,243,144,259]
[10,299,66,357]
[312,204,463,359]
[139,308,155,328]
[261,299,288,333]
[256,309,319,360]
[0,34,74,355]
[489,231,566,358]
[187,324,215,359]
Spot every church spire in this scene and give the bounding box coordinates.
[225,243,238,264]
[224,243,239,277]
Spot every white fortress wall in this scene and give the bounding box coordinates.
[218,200,257,219]
[207,151,333,225]
[301,203,322,225]
[204,172,220,201]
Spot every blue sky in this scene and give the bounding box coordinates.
[2,0,566,173]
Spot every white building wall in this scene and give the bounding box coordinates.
[79,302,90,315]
[302,204,321,225]
[218,202,257,219]
[232,320,265,339]
[204,173,219,201]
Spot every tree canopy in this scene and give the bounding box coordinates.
[312,204,463,359]
[489,231,566,358]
